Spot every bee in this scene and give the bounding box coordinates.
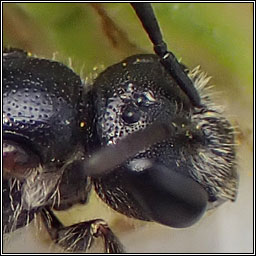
[3,3,249,253]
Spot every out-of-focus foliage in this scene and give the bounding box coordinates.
[3,3,252,104]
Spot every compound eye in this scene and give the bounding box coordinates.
[121,104,141,124]
[122,162,208,228]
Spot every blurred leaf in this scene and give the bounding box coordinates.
[3,3,253,103]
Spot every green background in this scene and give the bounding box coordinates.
[3,3,253,103]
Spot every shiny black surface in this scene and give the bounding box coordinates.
[90,55,208,225]
[3,49,82,165]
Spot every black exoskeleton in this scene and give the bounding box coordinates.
[3,3,238,253]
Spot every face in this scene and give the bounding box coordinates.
[3,3,253,253]
[91,55,191,145]
[88,52,238,229]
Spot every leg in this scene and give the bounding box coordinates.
[40,207,125,253]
